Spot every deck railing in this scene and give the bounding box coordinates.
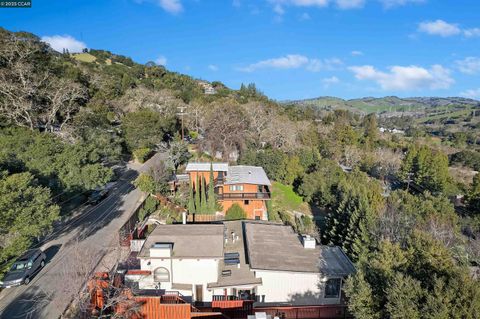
[212,294,256,301]
[217,192,271,200]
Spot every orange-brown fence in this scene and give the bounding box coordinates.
[253,305,352,319]
[186,214,223,222]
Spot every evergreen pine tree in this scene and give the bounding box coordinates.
[188,180,195,214]
[467,173,480,214]
[195,175,201,213]
[200,176,207,213]
[207,163,216,214]
[344,269,380,319]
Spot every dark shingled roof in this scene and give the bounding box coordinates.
[244,222,355,275]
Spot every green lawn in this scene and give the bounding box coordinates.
[271,181,311,215]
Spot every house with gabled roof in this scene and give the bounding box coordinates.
[185,162,271,220]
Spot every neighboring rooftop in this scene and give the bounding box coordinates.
[318,246,356,277]
[244,223,355,275]
[208,221,262,289]
[225,165,271,186]
[138,224,224,258]
[185,162,228,172]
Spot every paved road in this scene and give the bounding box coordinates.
[0,152,166,319]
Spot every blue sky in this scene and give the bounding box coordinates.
[1,0,479,100]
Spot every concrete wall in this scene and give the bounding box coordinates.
[254,270,342,305]
[139,257,219,302]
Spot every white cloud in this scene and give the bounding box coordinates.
[460,88,480,100]
[349,64,454,91]
[336,0,365,9]
[270,0,328,8]
[299,12,311,20]
[380,0,425,9]
[464,28,480,38]
[273,4,285,14]
[155,55,167,66]
[268,0,363,12]
[456,57,480,75]
[307,57,343,71]
[157,0,182,13]
[238,54,342,72]
[322,76,340,88]
[41,35,86,53]
[418,20,461,37]
[239,54,309,72]
[351,50,363,56]
[208,64,219,71]
[136,0,182,14]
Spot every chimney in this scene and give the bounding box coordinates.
[182,211,187,225]
[302,235,316,249]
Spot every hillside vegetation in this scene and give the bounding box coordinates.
[285,95,480,114]
[1,27,480,316]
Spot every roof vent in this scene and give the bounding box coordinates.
[248,171,252,174]
[302,235,316,249]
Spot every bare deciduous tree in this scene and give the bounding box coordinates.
[202,104,249,160]
[0,34,87,131]
[43,79,87,131]
[0,35,49,129]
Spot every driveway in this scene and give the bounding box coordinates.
[0,152,167,319]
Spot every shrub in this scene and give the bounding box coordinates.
[138,196,159,221]
[225,203,246,220]
[133,173,156,194]
[133,147,152,163]
[266,200,280,221]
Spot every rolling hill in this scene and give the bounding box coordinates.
[283,96,480,115]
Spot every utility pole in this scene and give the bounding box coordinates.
[177,106,188,140]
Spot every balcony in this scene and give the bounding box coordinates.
[217,192,271,200]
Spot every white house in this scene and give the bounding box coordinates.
[244,223,355,305]
[128,221,355,307]
[132,224,224,302]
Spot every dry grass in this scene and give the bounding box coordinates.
[71,53,97,63]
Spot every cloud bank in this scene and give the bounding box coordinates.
[349,64,454,91]
[41,35,86,53]
[238,54,342,72]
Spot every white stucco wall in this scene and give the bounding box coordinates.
[254,270,342,305]
[139,257,219,302]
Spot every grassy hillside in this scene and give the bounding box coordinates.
[284,96,480,115]
[271,181,311,215]
[71,52,97,63]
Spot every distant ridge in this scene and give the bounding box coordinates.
[282,96,480,114]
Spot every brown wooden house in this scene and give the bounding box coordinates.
[185,163,271,220]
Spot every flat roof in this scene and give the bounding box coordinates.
[208,221,262,289]
[244,223,355,275]
[186,162,228,172]
[225,166,271,186]
[138,224,224,258]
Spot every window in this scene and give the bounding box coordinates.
[244,200,250,205]
[324,278,341,298]
[229,185,243,191]
[153,267,170,282]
